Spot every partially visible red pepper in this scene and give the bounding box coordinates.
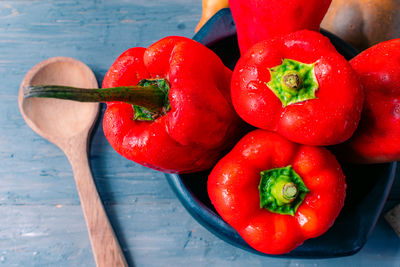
[339,39,400,163]
[208,130,346,254]
[24,36,244,173]
[231,30,364,146]
[229,0,332,54]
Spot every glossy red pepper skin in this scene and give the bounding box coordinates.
[208,130,346,254]
[102,36,243,173]
[229,0,332,54]
[340,39,400,163]
[231,30,364,146]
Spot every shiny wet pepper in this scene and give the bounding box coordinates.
[339,39,400,163]
[24,36,243,173]
[229,0,332,54]
[208,130,346,254]
[231,30,364,146]
[102,36,244,173]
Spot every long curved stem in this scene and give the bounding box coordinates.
[24,79,168,113]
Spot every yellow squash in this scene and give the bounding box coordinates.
[195,0,229,32]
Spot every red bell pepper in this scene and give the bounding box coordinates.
[231,30,364,146]
[339,39,400,163]
[208,130,346,254]
[24,36,244,173]
[229,0,332,54]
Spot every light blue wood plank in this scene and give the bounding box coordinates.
[0,205,93,267]
[0,203,398,267]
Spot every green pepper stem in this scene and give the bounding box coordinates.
[267,59,318,107]
[259,165,310,216]
[283,182,298,200]
[282,72,302,90]
[24,83,167,113]
[271,179,298,204]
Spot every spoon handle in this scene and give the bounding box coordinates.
[66,137,128,267]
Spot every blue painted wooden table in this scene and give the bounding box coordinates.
[2,1,399,266]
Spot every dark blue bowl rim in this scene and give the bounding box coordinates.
[166,8,397,259]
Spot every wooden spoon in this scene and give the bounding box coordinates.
[18,57,128,267]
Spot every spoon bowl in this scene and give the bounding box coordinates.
[19,57,98,145]
[18,57,128,267]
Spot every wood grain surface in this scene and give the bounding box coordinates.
[1,1,400,266]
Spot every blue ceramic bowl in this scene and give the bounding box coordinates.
[165,8,397,258]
